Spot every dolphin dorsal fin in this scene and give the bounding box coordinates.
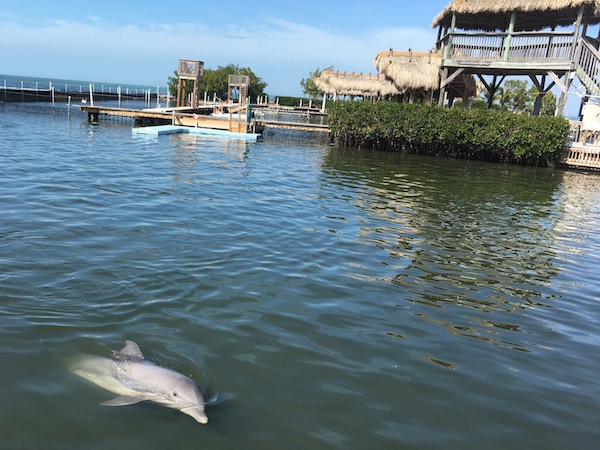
[120,340,144,359]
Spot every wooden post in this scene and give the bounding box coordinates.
[487,75,497,109]
[533,94,544,116]
[557,73,574,117]
[446,13,456,59]
[570,6,584,60]
[438,14,456,107]
[503,12,517,61]
[557,6,585,116]
[530,74,547,116]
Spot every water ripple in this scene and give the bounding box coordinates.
[1,109,599,449]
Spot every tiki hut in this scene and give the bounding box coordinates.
[431,0,600,114]
[432,0,600,31]
[314,70,401,99]
[374,49,478,104]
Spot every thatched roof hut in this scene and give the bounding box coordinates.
[374,50,443,92]
[432,0,600,31]
[374,49,479,101]
[314,70,401,98]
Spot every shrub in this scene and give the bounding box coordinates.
[327,101,570,165]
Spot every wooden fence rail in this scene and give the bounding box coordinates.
[444,31,574,62]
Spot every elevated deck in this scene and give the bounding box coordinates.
[441,31,574,75]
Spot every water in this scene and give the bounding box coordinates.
[1,106,599,449]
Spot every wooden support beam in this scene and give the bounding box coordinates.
[438,68,449,106]
[557,72,574,116]
[529,74,544,91]
[441,68,464,88]
[571,6,585,60]
[480,75,505,109]
[530,74,548,116]
[548,71,567,94]
[476,74,491,93]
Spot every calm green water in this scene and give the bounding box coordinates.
[1,105,599,449]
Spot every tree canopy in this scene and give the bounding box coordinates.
[478,79,557,116]
[168,63,267,101]
[300,66,334,99]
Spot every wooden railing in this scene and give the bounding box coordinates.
[441,31,574,62]
[575,37,600,93]
[229,103,249,133]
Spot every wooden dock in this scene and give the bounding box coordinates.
[81,103,253,134]
[559,121,600,171]
[80,103,331,135]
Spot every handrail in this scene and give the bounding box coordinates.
[575,37,600,94]
[437,30,574,62]
[437,30,574,48]
[580,36,600,62]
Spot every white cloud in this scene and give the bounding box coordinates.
[0,17,436,95]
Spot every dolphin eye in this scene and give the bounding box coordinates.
[173,391,178,397]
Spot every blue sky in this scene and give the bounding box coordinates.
[0,0,449,95]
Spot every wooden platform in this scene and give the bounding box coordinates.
[132,124,260,140]
[81,104,332,135]
[80,105,251,134]
[559,121,600,170]
[559,145,600,170]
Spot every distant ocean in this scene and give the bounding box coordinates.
[0,73,167,95]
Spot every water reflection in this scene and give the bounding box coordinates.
[168,134,254,193]
[320,147,595,353]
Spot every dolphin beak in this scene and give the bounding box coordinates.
[181,406,208,424]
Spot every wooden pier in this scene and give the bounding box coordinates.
[81,103,253,134]
[80,103,330,135]
[559,120,600,171]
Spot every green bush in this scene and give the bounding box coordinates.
[275,96,323,108]
[327,101,570,165]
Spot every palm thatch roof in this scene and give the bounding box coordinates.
[374,50,443,92]
[432,0,600,31]
[374,50,479,99]
[314,70,401,97]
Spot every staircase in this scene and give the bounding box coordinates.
[575,37,600,98]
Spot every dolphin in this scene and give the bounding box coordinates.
[70,340,208,424]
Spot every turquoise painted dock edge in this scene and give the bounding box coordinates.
[132,125,261,141]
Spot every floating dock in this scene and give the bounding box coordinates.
[132,124,260,140]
